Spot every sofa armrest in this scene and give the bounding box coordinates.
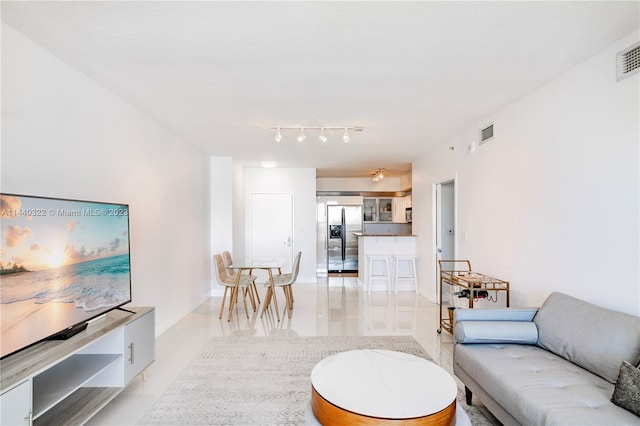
[454,320,539,344]
[454,307,538,322]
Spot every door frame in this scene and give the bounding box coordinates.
[432,175,457,304]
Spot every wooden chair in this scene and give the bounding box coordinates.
[213,253,256,320]
[263,251,301,318]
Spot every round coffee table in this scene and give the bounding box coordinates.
[310,349,457,425]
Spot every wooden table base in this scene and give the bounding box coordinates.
[311,386,456,426]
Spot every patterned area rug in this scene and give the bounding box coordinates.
[138,336,492,425]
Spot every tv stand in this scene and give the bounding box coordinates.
[0,307,155,426]
[46,321,89,340]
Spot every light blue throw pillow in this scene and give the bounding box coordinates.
[454,321,538,344]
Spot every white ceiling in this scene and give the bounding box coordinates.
[2,1,638,178]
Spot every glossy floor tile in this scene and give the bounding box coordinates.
[89,278,496,425]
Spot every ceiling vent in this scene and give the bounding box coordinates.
[479,123,494,144]
[617,41,640,81]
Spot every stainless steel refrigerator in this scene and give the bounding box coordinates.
[327,205,362,273]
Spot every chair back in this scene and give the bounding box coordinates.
[213,253,233,285]
[222,250,238,279]
[290,251,302,283]
[222,251,233,267]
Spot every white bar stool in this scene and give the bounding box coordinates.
[393,255,418,294]
[367,255,392,293]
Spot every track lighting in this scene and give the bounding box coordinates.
[342,128,350,143]
[297,128,306,143]
[268,126,363,143]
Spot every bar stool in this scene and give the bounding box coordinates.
[393,255,418,294]
[367,255,392,293]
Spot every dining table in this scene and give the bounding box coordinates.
[226,257,286,322]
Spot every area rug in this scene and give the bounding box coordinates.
[138,336,492,425]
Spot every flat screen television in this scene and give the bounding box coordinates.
[0,193,132,359]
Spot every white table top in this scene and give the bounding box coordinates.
[310,349,457,419]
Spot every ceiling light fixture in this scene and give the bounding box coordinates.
[371,168,385,182]
[297,128,306,143]
[261,161,277,168]
[268,126,363,143]
[318,128,327,143]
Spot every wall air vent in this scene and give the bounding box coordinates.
[617,41,640,81]
[479,123,494,144]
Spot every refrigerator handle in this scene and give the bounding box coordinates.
[341,208,346,261]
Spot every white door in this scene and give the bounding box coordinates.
[435,180,455,303]
[250,193,294,272]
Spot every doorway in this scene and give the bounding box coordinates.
[435,179,456,303]
[249,192,294,272]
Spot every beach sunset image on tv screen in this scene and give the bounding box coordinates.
[0,193,132,358]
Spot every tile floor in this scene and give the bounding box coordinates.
[89,277,498,425]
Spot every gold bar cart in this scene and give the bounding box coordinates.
[437,260,510,334]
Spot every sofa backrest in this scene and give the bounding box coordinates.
[533,292,640,383]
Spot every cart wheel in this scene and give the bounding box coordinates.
[437,329,442,334]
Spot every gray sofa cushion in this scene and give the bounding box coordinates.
[455,343,640,425]
[533,292,640,383]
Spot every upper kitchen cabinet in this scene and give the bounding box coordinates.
[363,198,377,222]
[392,196,413,223]
[364,197,394,222]
[378,198,393,222]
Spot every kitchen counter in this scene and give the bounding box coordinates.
[357,234,417,292]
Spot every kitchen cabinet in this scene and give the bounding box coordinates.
[363,198,377,222]
[366,197,410,223]
[393,198,406,223]
[378,198,393,222]
[392,196,413,223]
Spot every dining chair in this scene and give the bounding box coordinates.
[263,251,301,318]
[213,253,256,320]
[223,250,261,304]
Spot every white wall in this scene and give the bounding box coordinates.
[232,160,246,263]
[413,30,639,315]
[243,168,317,283]
[1,23,211,334]
[209,156,234,296]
